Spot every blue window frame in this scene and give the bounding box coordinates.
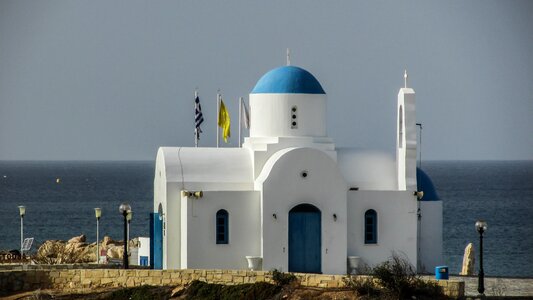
[364,209,377,244]
[216,209,229,244]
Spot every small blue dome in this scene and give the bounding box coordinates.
[417,168,440,201]
[251,66,325,94]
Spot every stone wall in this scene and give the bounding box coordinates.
[0,268,464,298]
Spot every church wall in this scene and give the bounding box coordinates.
[181,191,261,270]
[250,94,326,138]
[257,148,347,274]
[418,200,443,273]
[347,190,417,269]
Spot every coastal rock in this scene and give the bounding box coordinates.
[102,236,121,249]
[37,240,66,258]
[68,235,86,244]
[107,246,123,259]
[460,243,475,275]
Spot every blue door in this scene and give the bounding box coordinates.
[289,204,321,273]
[150,213,163,269]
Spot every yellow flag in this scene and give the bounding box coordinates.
[218,99,231,143]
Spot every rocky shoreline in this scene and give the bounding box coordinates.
[1,235,138,265]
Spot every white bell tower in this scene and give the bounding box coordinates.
[397,71,417,191]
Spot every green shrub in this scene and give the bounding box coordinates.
[270,269,297,286]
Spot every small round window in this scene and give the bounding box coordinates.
[300,170,309,178]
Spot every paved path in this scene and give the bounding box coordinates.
[449,276,533,297]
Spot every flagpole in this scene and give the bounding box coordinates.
[239,97,242,148]
[194,90,199,148]
[216,91,220,148]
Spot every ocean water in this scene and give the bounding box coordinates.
[0,160,531,277]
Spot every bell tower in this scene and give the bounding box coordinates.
[396,71,417,191]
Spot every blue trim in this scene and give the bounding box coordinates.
[364,209,377,244]
[251,66,326,94]
[289,204,321,273]
[216,209,229,244]
[150,212,163,269]
[417,168,440,201]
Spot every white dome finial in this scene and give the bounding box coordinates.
[404,69,408,88]
[286,48,291,66]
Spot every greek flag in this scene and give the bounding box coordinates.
[195,94,204,140]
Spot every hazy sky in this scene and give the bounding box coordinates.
[0,1,532,160]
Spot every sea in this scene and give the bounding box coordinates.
[0,160,531,277]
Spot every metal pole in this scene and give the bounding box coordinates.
[216,93,220,148]
[123,212,128,269]
[478,231,485,295]
[239,97,242,148]
[20,215,24,258]
[96,217,99,263]
[194,90,198,148]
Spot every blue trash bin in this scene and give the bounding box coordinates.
[435,266,449,280]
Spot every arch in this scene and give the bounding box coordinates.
[364,209,377,244]
[289,204,321,273]
[399,105,404,148]
[216,209,229,244]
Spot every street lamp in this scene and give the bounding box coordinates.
[95,208,101,264]
[126,211,133,252]
[119,203,131,269]
[18,206,25,258]
[476,220,488,295]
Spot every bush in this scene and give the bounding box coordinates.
[343,275,380,298]
[270,269,297,286]
[175,280,282,300]
[372,253,446,299]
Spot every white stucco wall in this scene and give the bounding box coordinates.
[249,94,326,138]
[337,148,396,190]
[418,201,443,273]
[396,88,417,191]
[256,147,348,274]
[347,190,418,269]
[181,191,261,270]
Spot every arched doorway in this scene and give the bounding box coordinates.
[288,204,321,273]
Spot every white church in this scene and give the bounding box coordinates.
[150,65,443,275]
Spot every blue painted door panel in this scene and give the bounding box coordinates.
[289,211,321,273]
[150,213,163,269]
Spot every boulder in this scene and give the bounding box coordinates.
[107,246,123,259]
[68,234,86,244]
[37,240,66,258]
[460,243,475,275]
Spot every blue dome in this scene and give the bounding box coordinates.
[417,168,440,201]
[251,66,325,94]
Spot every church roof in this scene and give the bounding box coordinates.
[251,66,326,94]
[417,168,440,201]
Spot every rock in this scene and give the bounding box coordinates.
[460,243,475,275]
[68,234,86,244]
[37,240,66,258]
[107,246,123,259]
[102,236,121,250]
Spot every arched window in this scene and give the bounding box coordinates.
[399,106,404,148]
[364,209,377,244]
[216,209,229,244]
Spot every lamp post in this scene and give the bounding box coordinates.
[18,206,25,258]
[126,211,133,252]
[95,208,101,264]
[476,220,488,295]
[119,203,131,269]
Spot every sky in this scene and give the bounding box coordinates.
[0,0,532,161]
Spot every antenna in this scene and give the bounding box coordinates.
[404,69,408,88]
[286,48,291,66]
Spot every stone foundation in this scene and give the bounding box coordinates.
[0,268,464,298]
